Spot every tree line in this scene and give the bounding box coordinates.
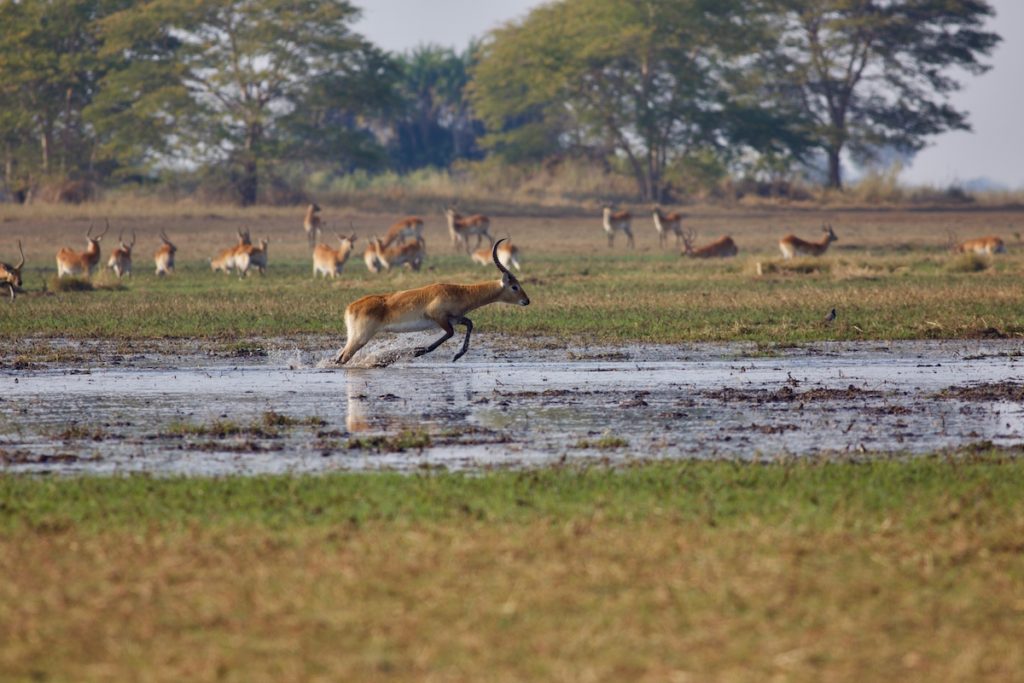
[0,0,999,205]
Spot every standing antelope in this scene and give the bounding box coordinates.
[363,242,383,273]
[778,224,837,259]
[154,230,177,276]
[472,239,520,271]
[211,228,251,273]
[335,239,530,365]
[235,237,269,277]
[107,230,136,278]
[313,233,358,278]
[652,207,685,248]
[681,228,738,258]
[303,203,322,248]
[602,206,634,248]
[0,241,25,301]
[443,205,492,252]
[381,216,424,248]
[368,236,425,272]
[56,221,108,277]
[949,232,1006,255]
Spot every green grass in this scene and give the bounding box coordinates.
[5,250,1023,346]
[2,455,1021,532]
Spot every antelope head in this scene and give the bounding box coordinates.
[492,238,530,306]
[160,230,176,252]
[117,229,136,253]
[85,220,109,250]
[823,223,838,242]
[1,240,25,291]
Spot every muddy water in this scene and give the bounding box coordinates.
[2,339,1023,474]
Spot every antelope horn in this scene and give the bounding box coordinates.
[98,218,109,238]
[117,229,124,244]
[86,221,94,237]
[492,238,512,277]
[15,240,24,271]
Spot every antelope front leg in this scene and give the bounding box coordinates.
[451,316,474,362]
[414,320,455,357]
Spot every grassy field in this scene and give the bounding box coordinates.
[1,204,1024,347]
[3,457,1024,681]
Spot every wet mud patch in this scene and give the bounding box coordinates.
[936,382,1024,402]
[2,338,1024,475]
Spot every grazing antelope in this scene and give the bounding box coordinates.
[0,241,25,301]
[472,239,520,271]
[154,230,177,276]
[949,232,1006,255]
[107,230,136,278]
[681,228,738,259]
[443,205,492,252]
[368,236,425,272]
[235,237,269,277]
[313,233,358,278]
[211,228,251,273]
[652,206,685,248]
[778,224,837,259]
[56,221,108,277]
[335,239,529,365]
[303,203,322,248]
[602,206,634,248]
[380,216,424,248]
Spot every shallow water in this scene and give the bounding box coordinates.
[3,338,1023,474]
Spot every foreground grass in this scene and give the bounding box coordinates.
[3,249,1024,345]
[3,458,1024,681]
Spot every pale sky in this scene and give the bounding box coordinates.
[354,0,1023,190]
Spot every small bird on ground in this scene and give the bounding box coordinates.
[823,308,837,324]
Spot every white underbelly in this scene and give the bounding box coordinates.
[384,318,437,334]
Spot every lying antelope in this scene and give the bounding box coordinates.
[211,228,251,273]
[0,241,25,301]
[949,232,1006,255]
[381,216,424,248]
[652,207,685,248]
[313,233,358,278]
[681,228,738,258]
[368,236,425,272]
[303,203,322,248]
[56,221,108,277]
[472,239,520,271]
[235,237,269,277]
[779,224,837,259]
[107,230,136,278]
[443,205,492,252]
[335,239,529,365]
[154,230,177,276]
[602,206,634,248]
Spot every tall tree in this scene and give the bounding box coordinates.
[390,45,480,171]
[98,0,395,204]
[772,0,1000,189]
[470,0,806,200]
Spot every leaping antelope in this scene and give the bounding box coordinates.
[335,239,530,365]
[652,207,685,248]
[107,229,136,278]
[303,203,322,248]
[602,206,634,248]
[443,205,492,252]
[368,236,425,272]
[313,233,358,278]
[234,237,269,277]
[472,239,520,271]
[211,228,251,273]
[0,241,25,301]
[380,216,424,248]
[56,221,108,277]
[779,224,837,259]
[154,230,177,276]
[949,232,1006,255]
[681,228,738,258]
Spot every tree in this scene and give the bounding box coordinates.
[470,0,807,200]
[98,0,396,204]
[771,0,1000,189]
[390,45,481,171]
